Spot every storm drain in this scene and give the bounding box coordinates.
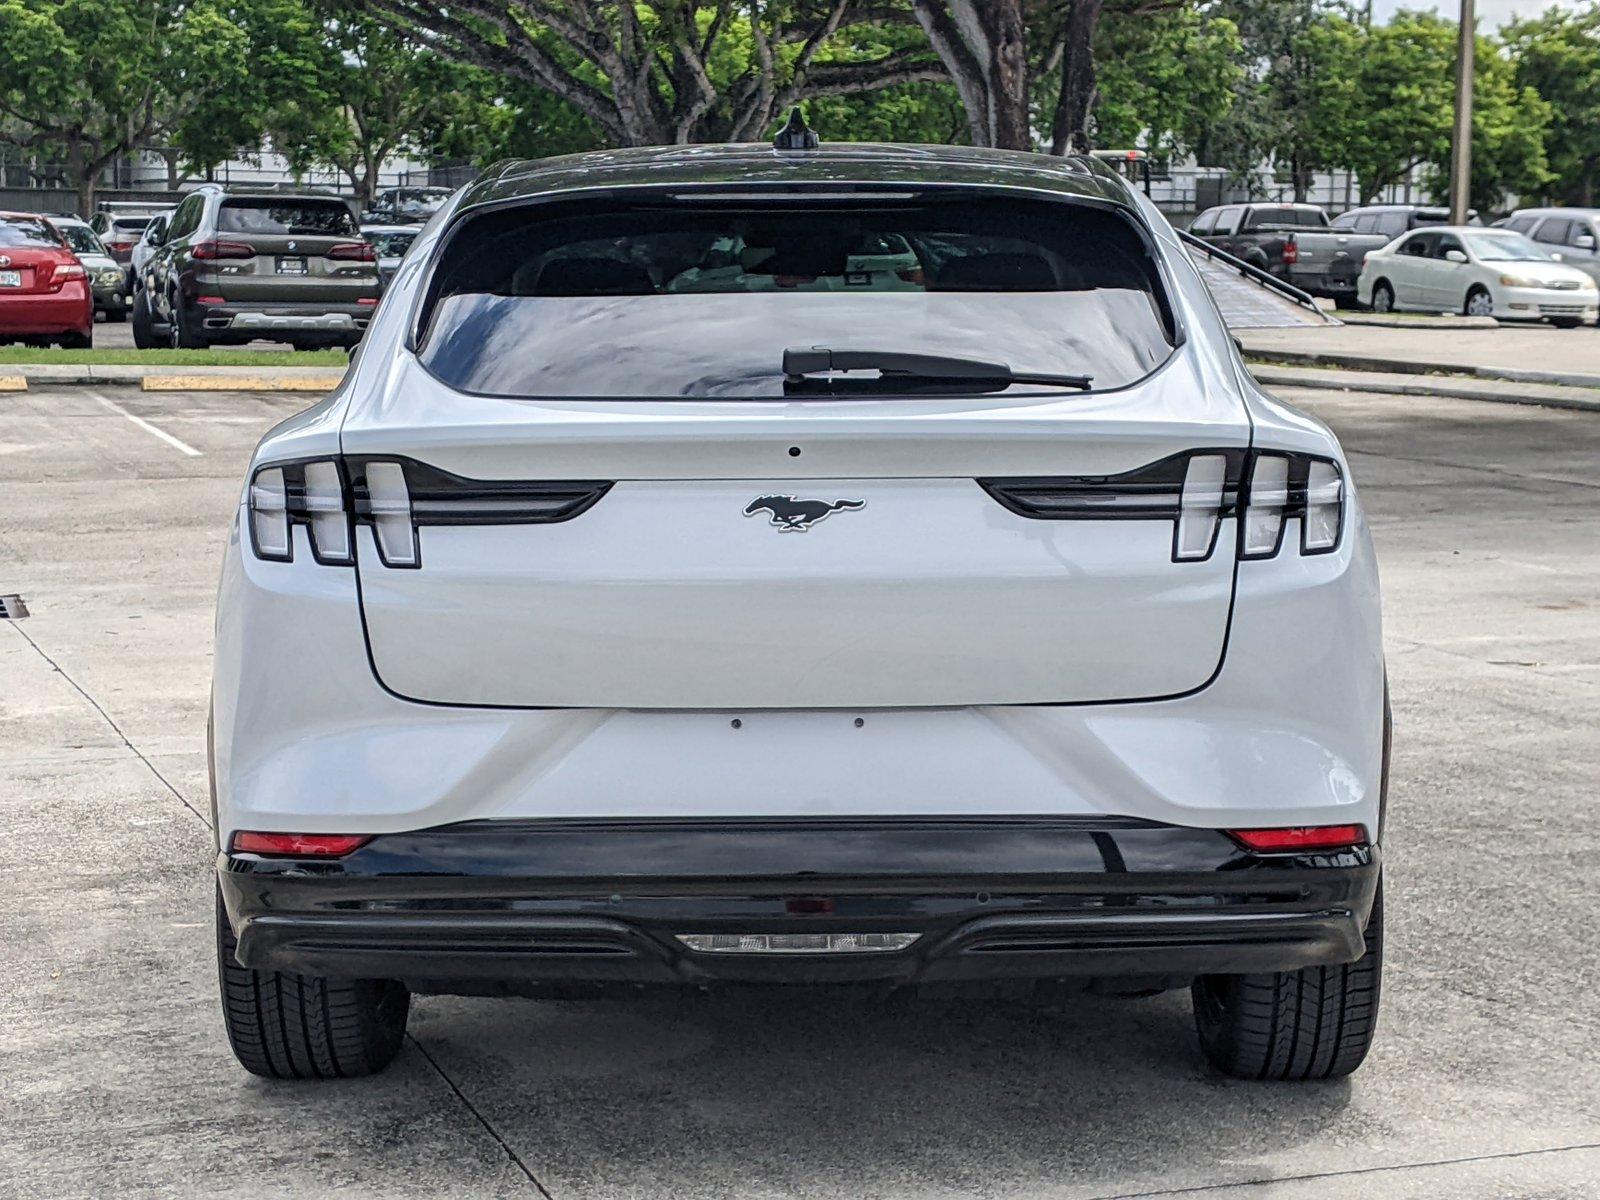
[0,595,29,620]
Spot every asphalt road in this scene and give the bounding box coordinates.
[3,384,1599,1199]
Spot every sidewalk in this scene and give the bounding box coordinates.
[1249,364,1600,413]
[1239,321,1600,389]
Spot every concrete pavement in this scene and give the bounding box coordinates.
[2,385,1599,1198]
[1241,320,1600,385]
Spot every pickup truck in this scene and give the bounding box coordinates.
[1188,203,1390,307]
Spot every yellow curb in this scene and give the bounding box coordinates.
[0,374,26,392]
[141,374,343,392]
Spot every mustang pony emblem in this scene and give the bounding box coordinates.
[744,495,866,531]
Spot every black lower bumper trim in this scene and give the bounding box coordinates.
[218,817,1379,991]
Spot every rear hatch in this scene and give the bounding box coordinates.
[345,190,1248,709]
[210,197,376,304]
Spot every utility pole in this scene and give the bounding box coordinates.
[1449,0,1475,224]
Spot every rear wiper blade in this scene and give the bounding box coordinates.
[783,347,1093,391]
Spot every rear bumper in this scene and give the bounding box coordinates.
[195,300,375,336]
[0,288,93,334]
[218,817,1379,992]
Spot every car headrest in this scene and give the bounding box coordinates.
[933,252,1060,291]
[529,256,656,296]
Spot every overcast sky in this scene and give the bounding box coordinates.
[1371,0,1579,29]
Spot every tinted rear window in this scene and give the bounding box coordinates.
[218,199,356,237]
[0,217,61,248]
[112,217,152,233]
[419,198,1174,398]
[1246,207,1326,229]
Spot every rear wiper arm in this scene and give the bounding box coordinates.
[783,347,1093,391]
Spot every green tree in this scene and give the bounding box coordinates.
[1305,11,1548,210]
[1504,5,1600,205]
[0,0,251,214]
[1092,6,1243,159]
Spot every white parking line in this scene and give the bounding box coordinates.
[88,391,202,457]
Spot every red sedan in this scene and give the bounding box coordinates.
[0,212,93,348]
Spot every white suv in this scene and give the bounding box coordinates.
[212,132,1388,1083]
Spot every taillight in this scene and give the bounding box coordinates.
[247,456,611,568]
[232,831,372,857]
[192,240,255,260]
[1282,235,1299,266]
[247,459,354,564]
[1240,453,1344,560]
[981,448,1344,563]
[1228,825,1367,853]
[361,461,419,567]
[896,267,926,286]
[327,241,376,261]
[52,262,86,282]
[107,239,136,253]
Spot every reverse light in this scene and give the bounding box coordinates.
[232,831,372,857]
[51,262,86,282]
[676,933,920,954]
[1229,825,1368,853]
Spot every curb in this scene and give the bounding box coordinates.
[141,375,343,392]
[1244,347,1600,391]
[1251,365,1600,414]
[4,363,346,392]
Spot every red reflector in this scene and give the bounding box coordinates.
[232,831,372,857]
[197,295,226,305]
[357,297,378,306]
[1229,825,1366,852]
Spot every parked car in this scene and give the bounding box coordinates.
[0,212,93,348]
[89,207,167,286]
[43,214,128,322]
[1357,225,1598,325]
[129,210,173,299]
[1332,204,1480,240]
[360,223,419,288]
[362,186,453,225]
[212,132,1389,1084]
[1497,208,1600,291]
[1188,202,1386,305]
[135,185,379,350]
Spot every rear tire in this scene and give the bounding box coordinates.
[1550,317,1582,329]
[1191,882,1383,1081]
[131,290,155,349]
[58,330,93,350]
[1370,280,1395,313]
[216,887,409,1079]
[169,295,208,350]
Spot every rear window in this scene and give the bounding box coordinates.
[57,225,105,256]
[0,217,61,248]
[367,230,418,257]
[1245,207,1326,230]
[218,198,357,237]
[419,197,1175,398]
[112,217,153,233]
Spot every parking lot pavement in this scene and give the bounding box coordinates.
[2,385,1599,1199]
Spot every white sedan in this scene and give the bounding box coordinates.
[1358,225,1599,326]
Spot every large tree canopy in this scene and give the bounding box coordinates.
[349,1,945,146]
[1505,5,1600,205]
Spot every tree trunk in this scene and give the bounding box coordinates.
[913,0,1030,150]
[1050,0,1104,155]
